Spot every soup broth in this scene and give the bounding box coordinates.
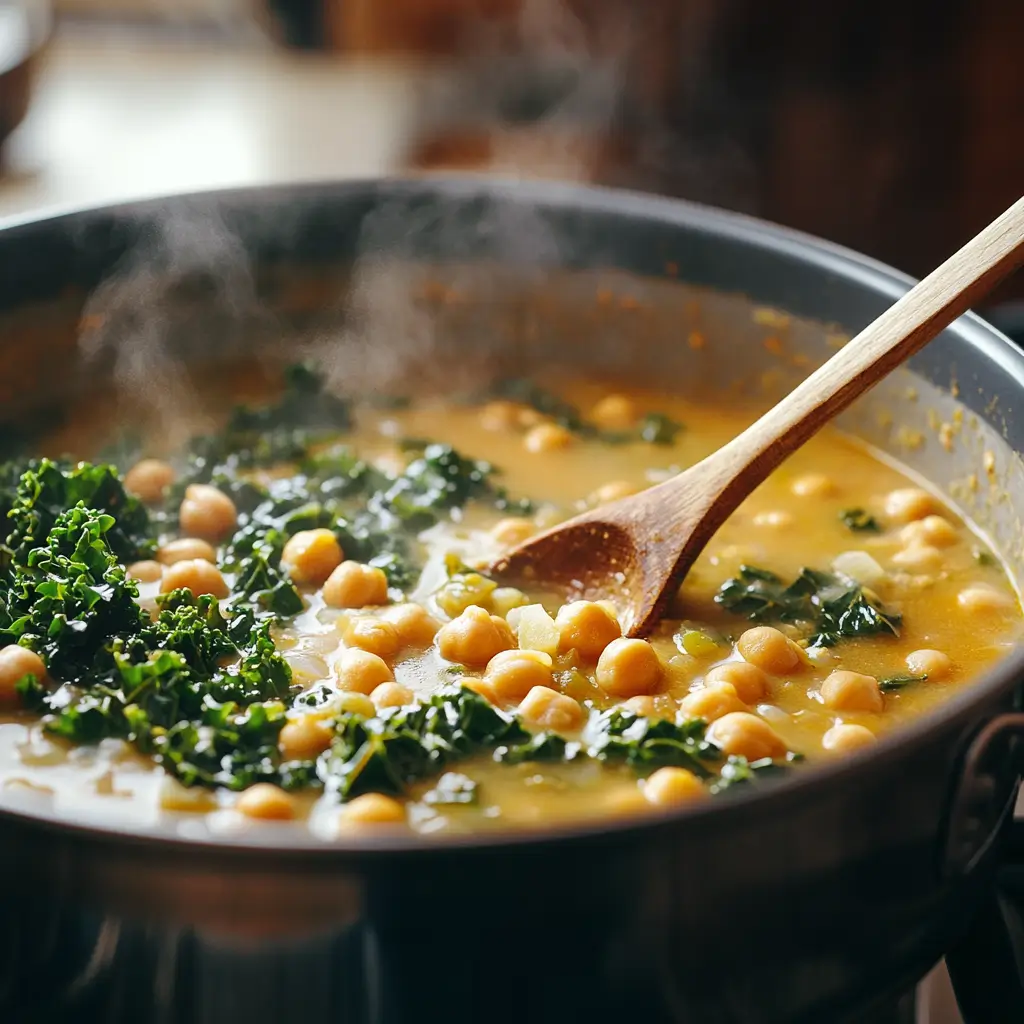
[0,371,1020,838]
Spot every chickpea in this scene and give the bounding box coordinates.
[343,618,400,660]
[622,695,658,717]
[127,559,163,583]
[518,685,585,732]
[556,600,621,660]
[595,637,662,698]
[899,515,958,549]
[437,605,515,666]
[329,692,376,718]
[339,793,405,827]
[281,529,343,587]
[707,712,787,761]
[737,626,801,675]
[822,722,876,754]
[236,784,295,821]
[381,603,440,649]
[490,517,535,548]
[591,394,636,430]
[906,648,952,680]
[279,716,334,760]
[461,677,501,704]
[591,480,639,505]
[644,766,706,806]
[885,487,937,524]
[178,484,237,542]
[0,645,46,706]
[124,458,175,504]
[752,509,794,529]
[158,537,217,565]
[371,681,415,710]
[791,473,835,498]
[678,681,747,722]
[957,585,1017,615]
[524,422,573,453]
[322,562,389,608]
[160,559,229,599]
[478,400,521,432]
[333,648,393,694]
[820,670,883,713]
[891,543,943,572]
[704,662,768,704]
[484,650,554,702]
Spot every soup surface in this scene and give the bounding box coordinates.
[0,369,1020,838]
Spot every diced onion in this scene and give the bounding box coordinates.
[832,550,887,587]
[515,604,560,657]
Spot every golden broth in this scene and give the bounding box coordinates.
[0,380,1021,839]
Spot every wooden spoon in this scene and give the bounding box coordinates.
[490,196,1024,637]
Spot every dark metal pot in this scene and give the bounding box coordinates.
[1,178,1023,1024]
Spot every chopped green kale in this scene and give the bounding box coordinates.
[839,508,881,533]
[715,564,901,648]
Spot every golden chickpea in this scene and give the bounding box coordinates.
[478,400,522,432]
[643,766,706,806]
[236,784,295,821]
[158,537,218,565]
[343,618,400,659]
[339,793,405,827]
[820,670,883,713]
[707,712,787,761]
[329,692,376,718]
[704,662,769,705]
[891,543,943,572]
[595,637,662,698]
[591,480,639,505]
[822,722,876,754]
[678,682,747,722]
[127,559,163,583]
[322,562,389,608]
[281,529,343,587]
[333,648,393,694]
[0,645,46,706]
[885,487,937,523]
[957,585,1017,615]
[623,695,658,717]
[437,605,515,666]
[484,650,554,702]
[591,394,636,429]
[518,685,585,732]
[791,473,835,498]
[124,458,175,504]
[178,484,237,542]
[524,422,573,453]
[556,600,621,660]
[899,515,958,549]
[160,559,229,599]
[737,626,801,675]
[461,677,501,704]
[490,517,535,548]
[279,716,334,760]
[381,603,440,649]
[371,681,415,710]
[906,648,952,680]
[752,509,794,529]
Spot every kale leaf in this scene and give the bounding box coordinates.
[877,673,926,692]
[839,508,881,533]
[715,564,901,648]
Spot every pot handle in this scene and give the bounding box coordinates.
[942,713,1024,1023]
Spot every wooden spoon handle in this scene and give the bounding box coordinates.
[708,195,1024,491]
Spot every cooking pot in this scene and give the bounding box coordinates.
[0,177,1023,1024]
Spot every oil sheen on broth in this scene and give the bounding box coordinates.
[0,374,1020,839]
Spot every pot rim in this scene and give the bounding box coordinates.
[1,173,1022,859]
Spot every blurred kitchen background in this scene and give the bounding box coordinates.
[1,0,1023,309]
